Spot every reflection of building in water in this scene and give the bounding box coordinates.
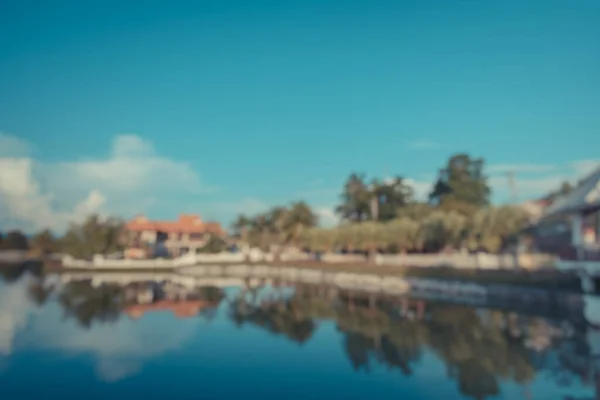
[125,299,219,319]
[120,279,224,320]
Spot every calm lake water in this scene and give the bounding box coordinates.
[1,266,599,400]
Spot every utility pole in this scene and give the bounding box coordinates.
[507,171,518,204]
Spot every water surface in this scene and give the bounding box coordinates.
[0,267,598,400]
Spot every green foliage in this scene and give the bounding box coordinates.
[299,205,527,254]
[0,230,29,250]
[236,202,319,251]
[336,173,372,222]
[30,229,59,254]
[336,173,415,222]
[226,289,542,399]
[197,234,228,254]
[58,280,124,329]
[60,215,124,260]
[429,153,491,209]
[385,217,420,252]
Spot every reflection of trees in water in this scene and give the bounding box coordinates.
[229,297,316,344]
[195,286,226,321]
[424,305,536,399]
[0,261,52,307]
[27,278,54,307]
[59,281,125,329]
[0,261,43,283]
[226,286,588,400]
[55,280,227,328]
[229,283,318,344]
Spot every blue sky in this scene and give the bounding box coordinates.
[0,0,599,231]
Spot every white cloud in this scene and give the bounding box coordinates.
[0,133,30,157]
[315,207,339,227]
[0,133,212,233]
[15,293,200,382]
[0,278,37,356]
[0,158,106,232]
[571,159,600,177]
[405,178,432,201]
[48,135,209,195]
[487,163,557,174]
[407,139,442,150]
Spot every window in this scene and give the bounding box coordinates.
[583,209,600,246]
[189,233,205,241]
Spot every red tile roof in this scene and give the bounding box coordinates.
[125,214,224,235]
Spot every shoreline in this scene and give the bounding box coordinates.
[43,261,583,292]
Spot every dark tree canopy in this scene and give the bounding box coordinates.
[0,230,29,251]
[336,173,372,222]
[31,229,59,254]
[233,202,318,251]
[429,154,490,210]
[370,176,415,222]
[198,233,228,254]
[60,215,124,260]
[336,173,415,222]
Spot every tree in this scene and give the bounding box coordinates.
[231,214,252,244]
[31,229,59,255]
[266,206,289,249]
[58,280,124,329]
[299,227,336,253]
[470,206,529,253]
[395,202,434,221]
[336,173,415,223]
[429,154,491,212]
[60,215,124,260]
[283,201,318,246]
[197,234,228,253]
[248,214,271,251]
[336,173,372,222]
[0,230,29,251]
[419,211,468,252]
[370,177,415,222]
[356,221,387,262]
[385,218,420,253]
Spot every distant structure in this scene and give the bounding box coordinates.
[506,171,518,204]
[123,214,225,258]
[532,165,600,261]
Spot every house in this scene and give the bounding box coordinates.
[123,214,225,258]
[520,198,552,224]
[533,166,600,262]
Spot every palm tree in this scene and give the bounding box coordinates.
[266,207,289,260]
[232,214,252,245]
[248,214,271,251]
[284,201,318,247]
[60,215,124,260]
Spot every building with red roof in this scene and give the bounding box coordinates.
[123,214,225,258]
